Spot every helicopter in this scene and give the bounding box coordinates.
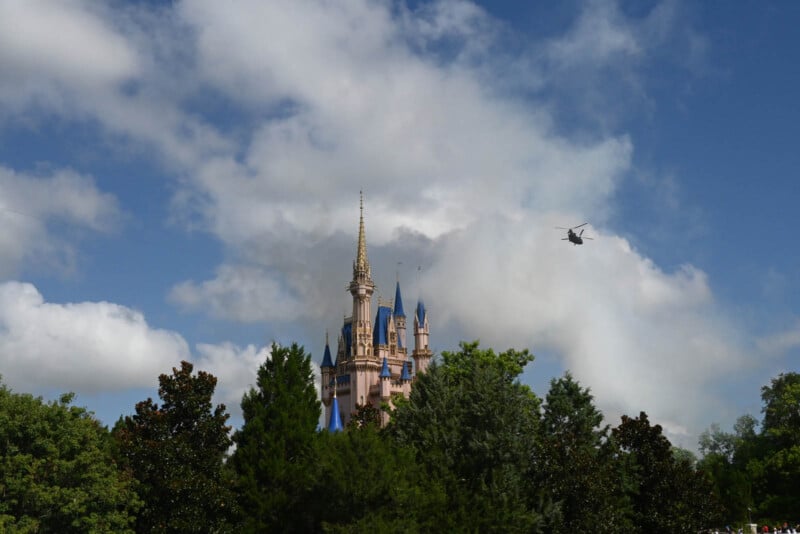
[556,223,593,245]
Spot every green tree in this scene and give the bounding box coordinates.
[0,384,139,532]
[535,373,632,531]
[389,341,551,532]
[613,412,722,533]
[347,402,382,429]
[114,361,235,533]
[698,417,756,525]
[310,423,444,532]
[229,342,320,532]
[750,373,800,521]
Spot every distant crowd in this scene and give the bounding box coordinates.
[709,525,800,534]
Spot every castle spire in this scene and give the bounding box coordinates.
[354,191,369,276]
[328,386,343,432]
[321,331,333,368]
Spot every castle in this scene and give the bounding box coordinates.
[320,195,432,430]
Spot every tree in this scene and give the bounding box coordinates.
[114,361,235,533]
[749,373,800,521]
[0,384,139,532]
[347,402,382,429]
[535,373,632,531]
[389,341,552,532]
[310,422,444,532]
[613,412,722,533]
[761,372,800,448]
[698,416,756,525]
[229,342,320,532]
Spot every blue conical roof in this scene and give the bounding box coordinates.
[416,300,426,324]
[321,342,333,368]
[328,394,343,432]
[394,281,405,317]
[401,360,412,381]
[373,305,392,346]
[380,356,391,378]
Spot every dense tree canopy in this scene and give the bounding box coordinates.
[114,361,236,533]
[389,341,551,532]
[536,373,631,531]
[0,385,138,532]
[752,373,800,521]
[5,340,800,532]
[229,342,320,532]
[310,422,444,532]
[614,412,723,533]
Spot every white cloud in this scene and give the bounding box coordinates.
[546,0,642,69]
[0,281,189,392]
[170,264,307,323]
[0,166,121,276]
[0,281,296,424]
[424,214,748,436]
[0,0,139,111]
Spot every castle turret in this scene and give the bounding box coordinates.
[394,281,407,353]
[412,300,432,375]
[379,356,391,399]
[320,333,334,407]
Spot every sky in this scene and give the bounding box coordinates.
[1,0,799,449]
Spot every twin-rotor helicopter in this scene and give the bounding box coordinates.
[556,223,593,245]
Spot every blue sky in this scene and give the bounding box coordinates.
[0,0,798,448]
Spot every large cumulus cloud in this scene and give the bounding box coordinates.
[0,0,761,443]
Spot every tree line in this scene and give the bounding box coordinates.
[0,341,795,532]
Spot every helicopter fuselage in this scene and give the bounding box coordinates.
[567,230,583,245]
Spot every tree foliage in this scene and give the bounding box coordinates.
[0,385,138,532]
[536,373,631,531]
[229,342,320,532]
[311,423,444,532]
[389,341,550,532]
[614,412,722,533]
[114,361,235,533]
[748,373,800,521]
[10,337,800,532]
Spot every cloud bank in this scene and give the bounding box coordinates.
[0,0,760,442]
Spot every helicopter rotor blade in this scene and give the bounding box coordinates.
[555,226,569,230]
[579,228,584,237]
[573,223,588,229]
[583,237,594,240]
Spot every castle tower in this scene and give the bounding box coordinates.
[394,280,407,353]
[322,194,431,428]
[412,299,432,375]
[320,332,334,411]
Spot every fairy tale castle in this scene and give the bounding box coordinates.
[320,195,432,430]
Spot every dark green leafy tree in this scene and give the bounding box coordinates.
[310,422,444,532]
[114,361,235,533]
[389,341,552,532]
[348,402,382,429]
[749,373,800,521]
[613,411,722,533]
[0,384,139,532]
[229,342,320,532]
[535,373,632,531]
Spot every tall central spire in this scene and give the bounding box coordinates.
[354,191,370,276]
